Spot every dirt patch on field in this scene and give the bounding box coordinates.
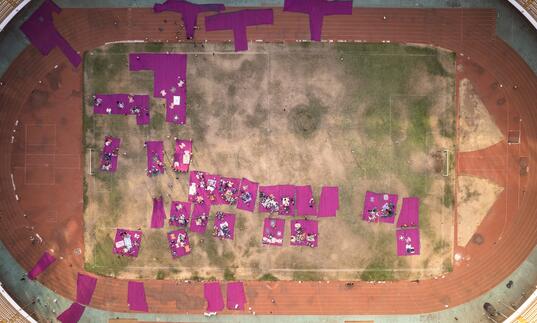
[457,175,503,246]
[83,42,456,281]
[458,78,503,152]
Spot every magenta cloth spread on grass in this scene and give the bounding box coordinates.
[227,281,246,310]
[296,185,317,216]
[146,141,165,176]
[262,217,285,246]
[204,282,224,312]
[283,0,352,41]
[173,139,192,173]
[128,281,149,312]
[362,191,398,223]
[154,0,225,39]
[129,53,187,125]
[203,173,220,203]
[212,212,235,240]
[205,9,274,51]
[169,201,191,227]
[190,203,210,234]
[28,251,56,280]
[100,136,120,172]
[188,170,208,203]
[20,0,81,67]
[278,185,296,216]
[396,197,420,228]
[215,177,241,205]
[112,229,143,257]
[57,303,85,323]
[76,273,97,305]
[396,228,420,256]
[290,219,318,247]
[151,196,166,228]
[258,185,280,213]
[318,186,339,217]
[93,94,150,125]
[236,178,259,212]
[167,229,191,258]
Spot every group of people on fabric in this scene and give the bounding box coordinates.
[172,141,192,173]
[239,185,253,206]
[259,192,279,213]
[169,203,189,227]
[194,213,209,227]
[400,234,416,254]
[290,222,317,248]
[259,192,296,214]
[218,179,238,204]
[168,231,190,256]
[115,231,141,255]
[93,95,145,117]
[101,136,119,171]
[147,151,165,176]
[212,211,232,239]
[366,201,396,222]
[262,219,283,245]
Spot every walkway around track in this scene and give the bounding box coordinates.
[0,5,536,317]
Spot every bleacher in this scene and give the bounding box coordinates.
[0,0,26,32]
[512,0,537,29]
[0,284,36,323]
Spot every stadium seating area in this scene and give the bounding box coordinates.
[0,283,36,322]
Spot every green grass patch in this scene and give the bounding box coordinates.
[443,179,454,208]
[442,258,453,272]
[156,270,166,280]
[258,273,279,281]
[292,271,323,281]
[223,268,236,281]
[360,259,395,281]
[144,42,165,52]
[85,235,129,276]
[433,239,450,254]
[150,110,165,131]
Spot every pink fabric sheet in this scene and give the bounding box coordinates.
[262,217,285,246]
[151,196,166,228]
[318,186,339,217]
[173,139,192,173]
[212,212,235,240]
[76,273,97,305]
[236,178,259,212]
[205,9,274,51]
[258,185,280,213]
[128,281,149,312]
[167,229,191,258]
[215,177,241,205]
[396,228,420,256]
[20,0,81,67]
[146,141,165,176]
[28,251,56,280]
[396,197,420,228]
[100,136,120,172]
[226,282,246,310]
[154,0,225,39]
[57,303,85,323]
[283,0,353,41]
[169,201,191,227]
[296,185,317,216]
[278,185,296,216]
[112,229,143,257]
[93,94,150,125]
[129,53,187,125]
[190,203,211,234]
[290,219,318,247]
[204,282,224,312]
[362,191,398,223]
